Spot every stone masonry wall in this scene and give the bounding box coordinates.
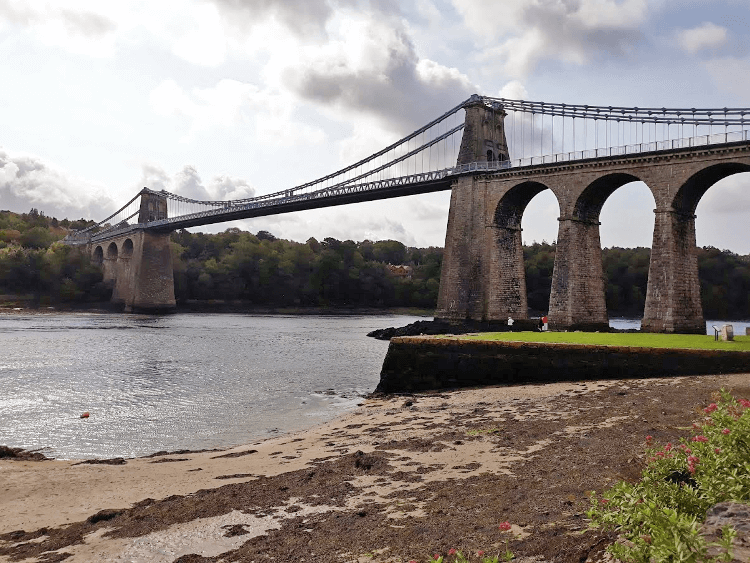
[375,337,750,393]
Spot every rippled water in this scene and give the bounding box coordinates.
[2,312,745,460]
[0,312,423,460]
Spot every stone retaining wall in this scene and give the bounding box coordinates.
[376,336,750,393]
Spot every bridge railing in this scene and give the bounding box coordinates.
[499,129,750,169]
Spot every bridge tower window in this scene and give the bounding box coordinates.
[487,150,494,162]
[107,242,118,260]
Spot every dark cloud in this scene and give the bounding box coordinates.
[281,15,475,134]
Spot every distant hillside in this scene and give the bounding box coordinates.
[0,209,105,305]
[1,209,749,318]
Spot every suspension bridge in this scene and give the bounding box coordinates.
[65,94,750,332]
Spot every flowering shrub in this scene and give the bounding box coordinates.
[588,389,750,562]
[415,524,515,563]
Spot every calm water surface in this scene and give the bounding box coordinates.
[1,313,744,460]
[0,312,424,460]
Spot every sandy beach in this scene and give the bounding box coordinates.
[2,373,749,563]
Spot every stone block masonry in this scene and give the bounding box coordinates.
[436,133,750,332]
[375,336,750,393]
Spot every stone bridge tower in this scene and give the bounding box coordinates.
[457,95,510,165]
[92,189,176,312]
[435,98,526,327]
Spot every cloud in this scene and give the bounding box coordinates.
[211,0,333,39]
[139,164,256,202]
[453,0,649,78]
[149,78,326,145]
[676,22,728,54]
[0,0,118,56]
[276,8,477,134]
[499,80,530,100]
[0,150,115,220]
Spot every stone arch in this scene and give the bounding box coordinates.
[122,238,134,258]
[93,245,104,264]
[572,172,646,223]
[494,180,556,230]
[107,242,118,260]
[482,180,559,324]
[671,162,750,215]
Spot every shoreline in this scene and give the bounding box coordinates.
[3,373,749,562]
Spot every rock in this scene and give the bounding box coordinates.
[701,502,750,562]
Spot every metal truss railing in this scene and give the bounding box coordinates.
[84,126,750,244]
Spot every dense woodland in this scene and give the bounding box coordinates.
[1,209,750,319]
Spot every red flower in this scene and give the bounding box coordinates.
[722,428,731,435]
[692,435,709,442]
[664,443,672,451]
[704,403,718,414]
[739,398,750,408]
[600,499,609,505]
[477,551,485,557]
[715,448,722,454]
[499,521,512,531]
[646,435,653,442]
[448,549,457,555]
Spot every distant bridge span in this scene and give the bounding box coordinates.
[67,94,750,332]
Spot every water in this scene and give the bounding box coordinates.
[2,312,745,460]
[0,312,424,460]
[609,318,750,334]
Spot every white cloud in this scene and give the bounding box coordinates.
[454,0,649,78]
[0,0,118,57]
[676,22,728,54]
[0,149,115,219]
[499,80,530,100]
[139,164,256,202]
[149,79,326,145]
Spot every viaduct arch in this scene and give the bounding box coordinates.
[435,105,750,332]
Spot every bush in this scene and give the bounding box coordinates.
[588,390,750,562]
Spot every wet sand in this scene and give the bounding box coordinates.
[2,373,749,562]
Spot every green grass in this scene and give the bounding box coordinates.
[456,331,750,351]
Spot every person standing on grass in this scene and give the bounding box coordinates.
[542,314,548,331]
[507,316,514,330]
[538,317,544,331]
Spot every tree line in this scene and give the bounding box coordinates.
[1,209,750,319]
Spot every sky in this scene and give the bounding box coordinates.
[1,0,750,252]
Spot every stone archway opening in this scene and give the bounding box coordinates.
[122,238,134,259]
[107,242,118,260]
[548,173,651,331]
[93,246,104,265]
[597,179,656,325]
[520,189,560,316]
[688,167,750,323]
[488,181,560,323]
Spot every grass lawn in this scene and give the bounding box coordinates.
[458,331,750,351]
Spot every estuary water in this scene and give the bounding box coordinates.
[1,312,746,460]
[0,312,421,460]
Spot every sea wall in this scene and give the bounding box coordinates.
[376,336,750,393]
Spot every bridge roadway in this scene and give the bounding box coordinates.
[90,136,750,244]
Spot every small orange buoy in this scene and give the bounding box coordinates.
[80,412,90,419]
